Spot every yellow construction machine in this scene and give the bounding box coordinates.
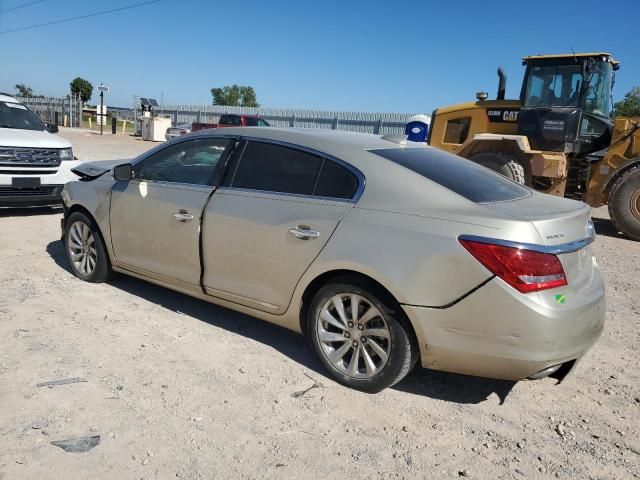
[428,53,640,240]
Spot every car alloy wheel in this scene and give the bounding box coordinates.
[316,293,392,379]
[67,220,98,276]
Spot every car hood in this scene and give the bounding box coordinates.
[0,128,71,149]
[71,159,127,180]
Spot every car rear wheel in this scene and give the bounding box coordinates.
[307,282,417,393]
[64,211,113,283]
[608,166,640,241]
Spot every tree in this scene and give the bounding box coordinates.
[614,87,640,118]
[70,77,93,103]
[211,85,259,107]
[14,84,33,97]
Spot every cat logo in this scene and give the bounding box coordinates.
[502,110,519,122]
[486,109,520,123]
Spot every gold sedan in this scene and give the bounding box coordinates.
[61,127,605,392]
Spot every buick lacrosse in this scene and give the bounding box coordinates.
[60,128,605,392]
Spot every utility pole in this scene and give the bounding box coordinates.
[100,89,104,135]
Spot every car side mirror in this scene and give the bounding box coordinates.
[45,122,59,133]
[113,163,133,181]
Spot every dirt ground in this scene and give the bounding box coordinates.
[0,129,639,479]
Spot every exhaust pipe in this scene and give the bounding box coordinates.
[497,67,506,100]
[527,364,562,380]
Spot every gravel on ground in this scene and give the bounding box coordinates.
[0,129,638,479]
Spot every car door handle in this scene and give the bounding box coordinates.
[289,226,320,240]
[172,210,194,222]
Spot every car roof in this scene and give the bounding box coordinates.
[220,114,263,118]
[193,126,423,158]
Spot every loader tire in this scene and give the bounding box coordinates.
[608,166,640,241]
[470,151,527,184]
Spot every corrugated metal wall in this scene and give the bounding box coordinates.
[152,104,426,135]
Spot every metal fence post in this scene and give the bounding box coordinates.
[290,114,296,128]
[375,118,383,135]
[333,116,339,130]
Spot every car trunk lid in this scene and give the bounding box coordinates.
[483,191,595,289]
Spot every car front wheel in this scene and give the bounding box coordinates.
[64,211,113,283]
[307,281,418,393]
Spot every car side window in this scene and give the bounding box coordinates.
[135,138,230,186]
[314,159,359,199]
[230,141,323,195]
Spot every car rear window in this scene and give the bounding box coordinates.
[370,147,530,203]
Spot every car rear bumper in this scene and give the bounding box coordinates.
[403,271,606,381]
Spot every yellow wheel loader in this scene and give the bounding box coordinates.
[428,53,640,240]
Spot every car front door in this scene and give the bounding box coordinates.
[109,137,232,287]
[201,139,362,314]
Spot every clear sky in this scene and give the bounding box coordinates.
[1,0,639,113]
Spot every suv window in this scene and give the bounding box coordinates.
[370,147,530,203]
[443,117,470,144]
[219,115,241,126]
[135,138,230,185]
[315,159,359,199]
[230,141,322,195]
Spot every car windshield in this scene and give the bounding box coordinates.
[370,147,531,203]
[0,101,46,131]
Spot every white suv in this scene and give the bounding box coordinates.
[0,93,80,207]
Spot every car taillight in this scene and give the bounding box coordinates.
[459,239,567,293]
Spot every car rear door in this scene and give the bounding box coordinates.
[201,139,362,314]
[109,137,233,286]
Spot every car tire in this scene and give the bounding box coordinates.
[307,280,418,393]
[470,151,527,184]
[608,166,640,241]
[64,211,114,283]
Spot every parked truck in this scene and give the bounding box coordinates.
[191,114,270,132]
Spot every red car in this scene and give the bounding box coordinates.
[192,114,270,131]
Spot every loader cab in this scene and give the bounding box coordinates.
[518,53,618,155]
